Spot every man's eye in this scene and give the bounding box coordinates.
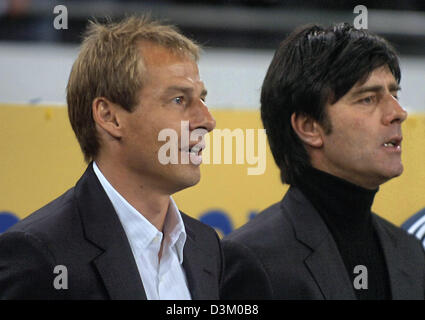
[173,96,184,105]
[360,96,376,105]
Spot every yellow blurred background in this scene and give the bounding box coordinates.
[1,104,424,236]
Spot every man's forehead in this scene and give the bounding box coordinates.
[352,65,397,90]
[327,65,399,105]
[141,48,199,75]
[139,41,196,67]
[140,49,202,90]
[164,83,208,96]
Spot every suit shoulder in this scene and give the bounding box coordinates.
[4,188,77,240]
[374,214,425,254]
[224,201,285,242]
[374,214,415,240]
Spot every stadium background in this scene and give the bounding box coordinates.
[1,0,424,236]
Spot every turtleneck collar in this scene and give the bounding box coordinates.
[294,166,378,233]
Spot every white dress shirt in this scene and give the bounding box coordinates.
[93,162,191,300]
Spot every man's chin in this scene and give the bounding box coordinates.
[377,165,404,186]
[172,171,201,193]
[388,163,404,178]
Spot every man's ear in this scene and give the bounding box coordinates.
[92,97,123,139]
[290,113,324,148]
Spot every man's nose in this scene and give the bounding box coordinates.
[382,94,408,125]
[189,99,216,133]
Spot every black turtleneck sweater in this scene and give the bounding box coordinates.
[295,166,392,300]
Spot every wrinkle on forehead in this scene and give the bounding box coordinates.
[139,41,196,67]
[354,65,396,89]
[140,44,200,84]
[136,43,205,101]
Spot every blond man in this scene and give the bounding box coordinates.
[0,16,222,300]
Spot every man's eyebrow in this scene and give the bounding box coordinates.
[163,86,208,97]
[164,86,193,95]
[350,83,401,98]
[389,83,402,92]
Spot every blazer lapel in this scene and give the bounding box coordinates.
[284,187,356,300]
[373,217,422,299]
[182,225,217,300]
[75,164,147,300]
[303,239,356,300]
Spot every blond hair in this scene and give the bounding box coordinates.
[67,15,200,162]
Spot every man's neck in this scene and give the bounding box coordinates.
[295,165,378,222]
[94,158,170,232]
[310,155,381,190]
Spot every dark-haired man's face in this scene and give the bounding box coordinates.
[313,66,407,189]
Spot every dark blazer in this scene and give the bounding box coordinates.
[221,187,425,300]
[0,164,223,299]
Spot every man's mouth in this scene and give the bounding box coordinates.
[382,137,402,150]
[188,144,204,155]
[179,143,205,165]
[180,142,205,153]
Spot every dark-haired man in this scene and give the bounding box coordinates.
[221,23,425,300]
[0,16,221,299]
